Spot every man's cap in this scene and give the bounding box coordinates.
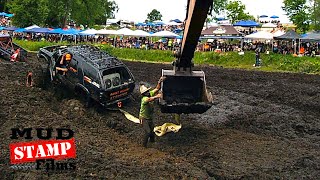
[139,84,151,95]
[65,53,72,61]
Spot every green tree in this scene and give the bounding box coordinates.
[282,0,310,33]
[6,0,118,27]
[310,0,320,30]
[94,0,119,25]
[225,0,255,24]
[146,9,162,22]
[7,0,49,27]
[212,0,227,14]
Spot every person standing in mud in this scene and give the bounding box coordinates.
[139,77,164,147]
[254,47,261,67]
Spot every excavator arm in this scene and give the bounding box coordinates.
[176,0,213,70]
[159,0,214,114]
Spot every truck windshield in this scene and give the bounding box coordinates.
[102,67,132,89]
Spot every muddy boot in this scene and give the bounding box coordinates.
[142,134,149,147]
[149,133,155,143]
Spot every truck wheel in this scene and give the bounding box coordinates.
[84,94,93,108]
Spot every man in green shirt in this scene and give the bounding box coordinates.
[139,77,164,147]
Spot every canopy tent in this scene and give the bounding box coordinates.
[154,21,165,26]
[79,29,98,35]
[25,28,51,33]
[151,30,179,38]
[131,30,150,37]
[135,22,145,26]
[96,29,118,35]
[270,15,279,19]
[201,35,244,39]
[116,28,134,36]
[0,26,5,30]
[273,30,285,37]
[274,30,301,40]
[14,28,26,33]
[145,22,155,26]
[262,23,277,28]
[24,25,40,30]
[0,34,10,38]
[233,20,259,27]
[216,17,227,21]
[259,15,268,18]
[170,19,182,23]
[300,32,320,41]
[245,31,274,39]
[4,27,19,31]
[166,21,181,26]
[202,25,242,37]
[0,12,14,17]
[61,28,80,35]
[47,28,64,34]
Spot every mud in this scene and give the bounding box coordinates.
[0,54,319,179]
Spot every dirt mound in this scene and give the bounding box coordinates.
[0,54,319,179]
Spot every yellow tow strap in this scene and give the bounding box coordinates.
[119,109,140,124]
[154,123,182,137]
[118,109,182,136]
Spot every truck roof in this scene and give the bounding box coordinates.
[65,45,124,70]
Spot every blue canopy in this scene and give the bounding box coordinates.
[0,26,5,30]
[145,22,155,26]
[259,15,268,18]
[171,19,182,23]
[47,28,64,34]
[4,26,19,31]
[14,28,26,33]
[216,17,227,21]
[135,22,145,26]
[176,35,183,39]
[270,15,279,19]
[25,28,51,33]
[154,22,165,26]
[233,20,259,27]
[0,34,10,38]
[61,28,80,35]
[0,12,14,17]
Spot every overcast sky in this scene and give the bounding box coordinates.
[113,0,290,23]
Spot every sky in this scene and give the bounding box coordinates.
[113,0,290,23]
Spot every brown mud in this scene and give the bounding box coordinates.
[0,54,319,179]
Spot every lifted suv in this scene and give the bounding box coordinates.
[38,45,135,107]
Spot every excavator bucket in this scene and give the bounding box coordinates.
[159,69,213,114]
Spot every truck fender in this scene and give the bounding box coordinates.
[75,83,90,96]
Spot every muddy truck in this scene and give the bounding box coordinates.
[37,45,135,107]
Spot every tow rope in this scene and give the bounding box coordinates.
[117,109,182,136]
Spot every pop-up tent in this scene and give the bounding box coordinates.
[116,28,134,36]
[234,20,259,27]
[151,30,179,38]
[245,31,274,39]
[79,29,98,35]
[300,31,320,42]
[274,30,301,40]
[96,29,118,35]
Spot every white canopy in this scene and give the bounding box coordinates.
[245,31,274,39]
[79,29,98,35]
[131,30,150,37]
[262,23,277,28]
[116,28,134,36]
[25,25,40,30]
[151,30,179,38]
[166,21,182,26]
[96,29,118,35]
[273,30,285,37]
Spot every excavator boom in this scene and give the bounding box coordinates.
[159,0,214,114]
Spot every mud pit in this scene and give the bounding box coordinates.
[0,54,319,179]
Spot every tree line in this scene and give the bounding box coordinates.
[1,0,118,28]
[1,0,319,33]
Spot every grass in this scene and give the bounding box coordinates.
[14,39,320,74]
